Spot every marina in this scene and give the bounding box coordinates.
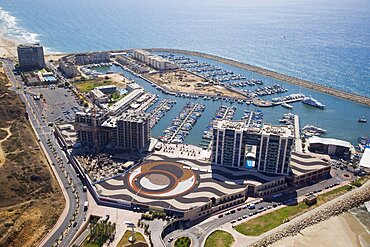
[242,110,264,127]
[149,99,176,128]
[201,105,236,148]
[159,103,205,144]
[104,52,369,146]
[301,125,327,137]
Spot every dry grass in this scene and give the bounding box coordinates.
[0,69,64,247]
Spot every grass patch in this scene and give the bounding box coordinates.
[174,236,191,247]
[204,230,234,247]
[316,185,352,203]
[83,242,100,247]
[351,176,369,188]
[73,79,115,93]
[117,230,148,247]
[235,202,310,236]
[235,184,353,236]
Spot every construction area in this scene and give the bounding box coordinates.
[75,153,134,182]
[144,70,247,99]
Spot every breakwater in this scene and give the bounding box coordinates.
[249,182,370,247]
[146,48,370,106]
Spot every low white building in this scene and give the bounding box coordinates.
[359,145,370,171]
[90,88,109,103]
[59,60,78,78]
[132,49,178,71]
[308,137,352,159]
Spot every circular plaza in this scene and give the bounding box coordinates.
[124,161,198,199]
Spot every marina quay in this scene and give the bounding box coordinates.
[57,49,367,219]
[54,50,368,206]
[1,45,369,247]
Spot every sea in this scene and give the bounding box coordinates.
[0,0,369,144]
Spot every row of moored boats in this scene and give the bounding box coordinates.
[159,103,205,144]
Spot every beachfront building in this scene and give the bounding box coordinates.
[74,51,110,65]
[17,44,45,71]
[59,59,79,78]
[116,112,150,152]
[308,137,352,160]
[211,120,294,175]
[132,49,178,71]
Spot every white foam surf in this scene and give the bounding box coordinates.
[0,7,39,44]
[0,7,59,54]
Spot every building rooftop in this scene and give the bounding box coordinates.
[308,136,352,148]
[96,85,117,90]
[18,43,42,49]
[214,120,293,138]
[95,155,285,212]
[133,49,151,56]
[90,88,106,99]
[101,116,118,128]
[118,111,150,123]
[109,88,144,113]
[290,152,330,176]
[262,123,293,138]
[359,146,370,169]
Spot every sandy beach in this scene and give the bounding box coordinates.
[271,213,370,247]
[0,34,18,59]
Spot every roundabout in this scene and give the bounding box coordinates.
[124,161,198,199]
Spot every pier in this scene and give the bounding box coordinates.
[294,115,302,152]
[201,105,236,148]
[168,103,204,143]
[149,99,176,128]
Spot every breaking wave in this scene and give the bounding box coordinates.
[0,7,40,44]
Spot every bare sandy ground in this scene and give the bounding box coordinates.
[271,213,370,247]
[0,126,12,168]
[0,35,18,59]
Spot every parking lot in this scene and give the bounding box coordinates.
[26,85,82,125]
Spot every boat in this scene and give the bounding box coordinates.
[281,103,293,109]
[302,95,325,108]
[358,116,367,123]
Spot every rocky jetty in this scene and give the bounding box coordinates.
[249,183,370,247]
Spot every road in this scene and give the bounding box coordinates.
[1,59,87,247]
[163,168,355,247]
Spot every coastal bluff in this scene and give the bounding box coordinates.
[146,48,370,107]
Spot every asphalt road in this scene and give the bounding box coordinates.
[1,59,87,247]
[163,169,356,246]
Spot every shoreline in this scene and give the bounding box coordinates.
[146,48,370,107]
[271,213,370,247]
[1,34,369,107]
[0,34,19,59]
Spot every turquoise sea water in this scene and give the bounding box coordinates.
[0,0,369,97]
[0,0,369,144]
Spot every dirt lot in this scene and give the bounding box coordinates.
[0,68,64,247]
[145,70,246,99]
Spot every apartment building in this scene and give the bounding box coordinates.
[17,44,45,71]
[211,120,294,176]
